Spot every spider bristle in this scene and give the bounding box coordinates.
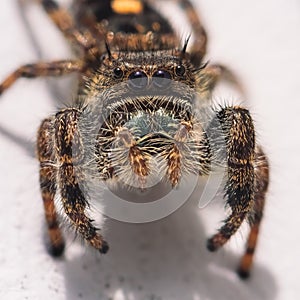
[105,41,112,59]
[181,35,191,58]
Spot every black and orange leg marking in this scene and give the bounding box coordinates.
[54,108,109,254]
[39,0,96,51]
[237,147,269,278]
[207,107,256,251]
[37,117,65,256]
[0,60,83,96]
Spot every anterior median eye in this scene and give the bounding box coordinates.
[152,70,171,88]
[128,70,148,89]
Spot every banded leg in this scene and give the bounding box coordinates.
[0,60,83,96]
[207,107,256,251]
[37,117,65,256]
[237,146,269,278]
[54,108,109,253]
[39,0,96,50]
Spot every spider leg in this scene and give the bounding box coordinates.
[37,117,65,256]
[237,146,269,278]
[210,64,245,95]
[207,106,256,251]
[39,0,97,51]
[54,108,109,253]
[145,0,206,65]
[172,0,244,94]
[196,64,245,100]
[0,60,83,96]
[176,0,207,66]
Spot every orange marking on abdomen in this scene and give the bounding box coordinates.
[111,0,144,15]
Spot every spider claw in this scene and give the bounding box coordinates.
[99,241,109,254]
[206,238,218,252]
[47,241,65,257]
[237,268,250,280]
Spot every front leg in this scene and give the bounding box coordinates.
[207,106,256,251]
[37,117,65,256]
[54,108,109,253]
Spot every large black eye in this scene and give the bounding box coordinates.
[152,70,171,88]
[128,70,148,89]
[113,67,123,79]
[175,65,186,77]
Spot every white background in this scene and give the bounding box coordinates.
[0,0,299,299]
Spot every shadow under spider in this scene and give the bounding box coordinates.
[62,183,277,300]
[0,124,35,158]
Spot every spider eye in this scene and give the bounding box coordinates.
[113,67,123,79]
[128,70,148,89]
[175,65,186,77]
[152,70,171,88]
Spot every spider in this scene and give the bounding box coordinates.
[0,0,269,279]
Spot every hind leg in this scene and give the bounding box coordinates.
[237,146,269,278]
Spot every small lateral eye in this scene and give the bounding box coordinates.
[175,65,186,77]
[152,69,171,88]
[113,67,123,79]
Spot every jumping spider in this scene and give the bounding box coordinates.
[0,0,269,279]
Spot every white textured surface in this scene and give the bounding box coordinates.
[0,1,299,299]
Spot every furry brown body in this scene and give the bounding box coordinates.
[0,0,269,279]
